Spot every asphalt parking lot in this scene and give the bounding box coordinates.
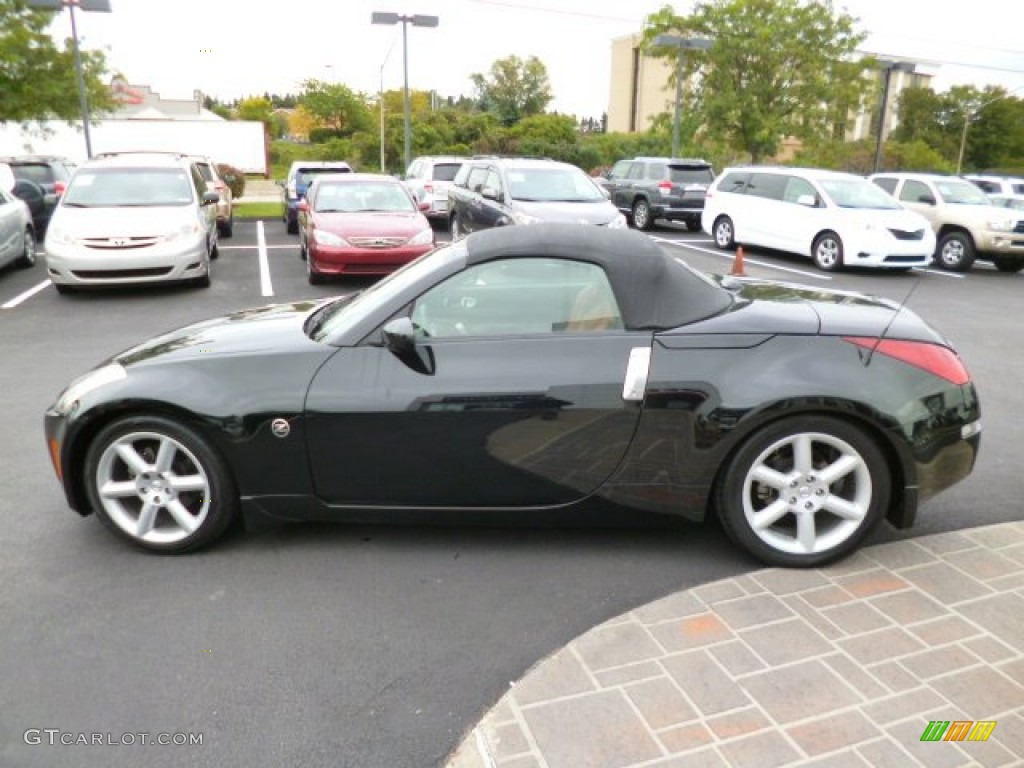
[1,220,1021,768]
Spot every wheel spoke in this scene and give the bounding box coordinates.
[154,438,177,473]
[796,511,817,552]
[792,434,814,474]
[750,464,791,491]
[99,480,137,499]
[115,443,150,474]
[823,495,866,522]
[750,498,791,530]
[165,499,200,534]
[135,502,159,538]
[168,474,206,493]
[817,453,861,486]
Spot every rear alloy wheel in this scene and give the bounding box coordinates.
[936,231,975,272]
[994,257,1024,273]
[15,227,36,268]
[716,416,889,567]
[713,216,735,249]
[632,199,653,231]
[812,231,844,272]
[84,416,238,553]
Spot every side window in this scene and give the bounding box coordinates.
[900,180,931,204]
[646,163,667,181]
[717,172,750,193]
[626,163,645,180]
[189,165,206,199]
[872,177,897,195]
[483,169,503,196]
[782,177,817,205]
[609,160,631,179]
[746,174,788,201]
[466,166,489,194]
[406,160,422,179]
[411,258,623,339]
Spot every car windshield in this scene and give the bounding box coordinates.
[62,168,194,207]
[432,163,462,182]
[935,180,991,205]
[314,181,415,213]
[309,243,463,342]
[507,167,605,202]
[818,178,901,209]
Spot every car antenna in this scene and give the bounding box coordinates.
[863,273,924,366]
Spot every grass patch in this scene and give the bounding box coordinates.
[234,201,284,220]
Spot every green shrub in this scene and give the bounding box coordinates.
[216,163,246,199]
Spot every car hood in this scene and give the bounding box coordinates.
[311,211,429,237]
[512,199,619,225]
[49,205,198,238]
[112,298,337,368]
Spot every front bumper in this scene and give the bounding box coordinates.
[309,243,434,275]
[840,229,936,268]
[45,236,209,286]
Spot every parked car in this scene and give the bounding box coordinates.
[0,154,76,235]
[870,172,1023,273]
[187,155,234,237]
[962,174,1024,197]
[448,156,625,239]
[44,223,981,567]
[601,156,714,231]
[297,172,434,283]
[0,163,38,271]
[281,160,352,234]
[704,166,935,271]
[403,155,465,224]
[44,152,219,292]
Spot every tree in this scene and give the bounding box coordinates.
[299,79,371,137]
[470,55,553,126]
[0,0,113,124]
[643,0,873,162]
[236,96,274,124]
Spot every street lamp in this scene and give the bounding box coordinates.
[28,0,113,159]
[872,59,915,174]
[371,11,439,173]
[652,35,712,158]
[956,85,1024,173]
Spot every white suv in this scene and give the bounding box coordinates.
[870,172,1023,273]
[403,155,465,224]
[963,174,1024,197]
[703,166,935,271]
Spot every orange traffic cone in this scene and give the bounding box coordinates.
[730,246,746,277]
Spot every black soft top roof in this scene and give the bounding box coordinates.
[464,223,733,331]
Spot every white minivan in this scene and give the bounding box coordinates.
[703,166,936,271]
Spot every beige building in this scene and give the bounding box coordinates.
[607,33,935,142]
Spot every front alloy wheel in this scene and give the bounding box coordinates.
[812,232,844,272]
[713,216,735,249]
[936,232,975,272]
[84,416,238,552]
[717,416,889,567]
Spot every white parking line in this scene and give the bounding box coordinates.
[257,220,274,297]
[2,279,52,309]
[217,244,295,250]
[653,237,832,281]
[914,267,965,279]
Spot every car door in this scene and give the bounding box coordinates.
[896,179,940,231]
[460,165,490,234]
[742,173,790,248]
[304,257,652,508]
[0,188,20,265]
[604,160,633,211]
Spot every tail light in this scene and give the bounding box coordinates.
[844,337,970,385]
[657,180,673,193]
[54,181,66,197]
[424,183,434,194]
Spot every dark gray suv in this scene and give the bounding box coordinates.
[0,155,76,235]
[601,157,714,231]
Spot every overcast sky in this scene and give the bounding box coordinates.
[51,0,1024,117]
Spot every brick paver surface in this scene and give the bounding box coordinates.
[446,522,1024,767]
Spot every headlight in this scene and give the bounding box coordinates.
[606,213,628,229]
[165,222,201,242]
[511,211,543,226]
[46,225,73,246]
[407,228,434,246]
[314,229,349,247]
[986,218,1014,231]
[54,363,126,415]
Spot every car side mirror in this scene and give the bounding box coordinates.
[796,194,817,207]
[202,191,220,205]
[382,316,434,375]
[481,186,503,203]
[918,194,936,205]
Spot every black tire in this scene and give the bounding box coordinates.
[632,198,654,231]
[935,231,975,272]
[712,216,735,250]
[15,227,36,268]
[993,257,1024,274]
[286,216,298,235]
[83,415,238,553]
[218,214,234,238]
[811,231,844,272]
[685,218,702,232]
[299,236,307,261]
[450,214,463,241]
[716,415,890,568]
[307,253,326,285]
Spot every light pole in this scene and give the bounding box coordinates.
[871,60,915,174]
[652,35,712,158]
[956,85,1024,173]
[28,0,113,159]
[371,11,439,173]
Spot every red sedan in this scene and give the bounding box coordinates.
[298,173,435,283]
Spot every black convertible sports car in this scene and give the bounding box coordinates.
[45,224,981,566]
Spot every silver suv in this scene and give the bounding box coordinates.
[870,172,1023,273]
[403,155,465,223]
[44,153,219,292]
